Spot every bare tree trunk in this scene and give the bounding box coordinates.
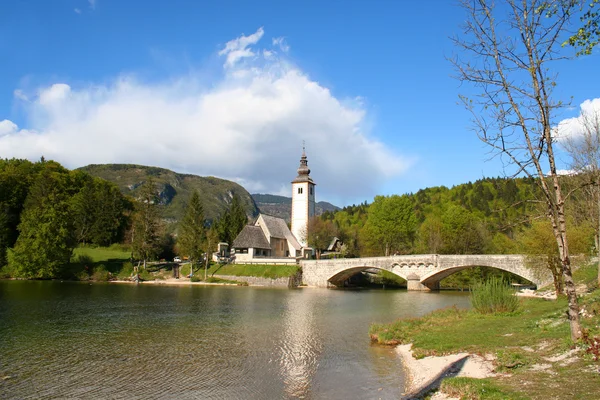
[205,256,209,281]
[597,192,600,286]
[451,0,583,340]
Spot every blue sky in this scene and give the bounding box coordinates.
[1,0,599,206]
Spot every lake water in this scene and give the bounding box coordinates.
[0,281,470,399]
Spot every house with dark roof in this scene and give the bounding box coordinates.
[232,214,302,262]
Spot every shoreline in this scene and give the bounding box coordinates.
[108,278,241,286]
[396,344,496,399]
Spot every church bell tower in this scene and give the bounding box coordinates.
[291,145,316,248]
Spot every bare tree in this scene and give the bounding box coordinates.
[562,107,600,285]
[450,0,582,340]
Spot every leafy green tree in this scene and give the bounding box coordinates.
[0,204,9,267]
[177,191,206,276]
[305,216,337,259]
[416,214,444,253]
[362,195,417,256]
[8,163,77,278]
[132,179,162,270]
[440,205,487,255]
[566,0,600,55]
[0,159,40,250]
[215,194,248,245]
[204,225,220,279]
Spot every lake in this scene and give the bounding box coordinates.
[0,281,470,399]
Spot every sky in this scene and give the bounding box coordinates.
[0,0,599,206]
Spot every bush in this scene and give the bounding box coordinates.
[138,268,154,281]
[470,277,520,314]
[92,264,111,281]
[117,262,134,280]
[190,275,201,282]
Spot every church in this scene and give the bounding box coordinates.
[231,148,315,262]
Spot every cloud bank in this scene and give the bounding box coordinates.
[556,98,600,141]
[0,28,411,203]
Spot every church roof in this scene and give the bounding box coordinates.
[258,214,302,251]
[232,225,271,250]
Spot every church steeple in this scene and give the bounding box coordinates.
[291,144,316,249]
[292,143,314,184]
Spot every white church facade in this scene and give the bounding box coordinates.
[231,148,315,263]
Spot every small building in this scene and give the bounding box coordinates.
[232,214,302,263]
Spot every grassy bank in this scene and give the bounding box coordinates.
[369,264,600,399]
[207,263,300,279]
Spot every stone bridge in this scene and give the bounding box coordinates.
[300,254,553,290]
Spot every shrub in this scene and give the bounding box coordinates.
[470,277,520,314]
[138,268,154,281]
[117,262,134,280]
[92,264,111,281]
[190,275,201,282]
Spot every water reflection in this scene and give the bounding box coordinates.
[279,291,322,398]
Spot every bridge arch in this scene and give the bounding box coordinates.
[419,263,537,289]
[327,265,408,287]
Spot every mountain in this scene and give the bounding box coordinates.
[252,193,340,222]
[78,164,259,224]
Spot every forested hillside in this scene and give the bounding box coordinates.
[79,164,259,223]
[252,193,340,222]
[312,176,596,261]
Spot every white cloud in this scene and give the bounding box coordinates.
[219,27,264,68]
[88,0,96,10]
[38,83,71,105]
[0,120,18,137]
[1,29,412,203]
[13,89,28,101]
[556,98,600,141]
[74,8,82,14]
[272,37,290,53]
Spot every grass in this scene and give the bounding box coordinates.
[470,277,520,314]
[369,266,600,399]
[207,263,300,279]
[439,377,529,400]
[72,245,131,263]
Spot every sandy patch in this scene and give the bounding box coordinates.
[529,363,555,374]
[544,348,579,363]
[396,344,496,398]
[516,289,557,300]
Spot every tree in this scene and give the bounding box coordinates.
[416,214,444,253]
[305,217,337,259]
[132,179,162,270]
[177,191,206,276]
[8,163,76,278]
[362,195,417,256]
[566,0,600,55]
[451,0,583,339]
[0,203,9,267]
[562,107,600,286]
[215,194,248,245]
[440,205,487,255]
[204,225,220,280]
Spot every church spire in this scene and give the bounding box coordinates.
[293,143,314,183]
